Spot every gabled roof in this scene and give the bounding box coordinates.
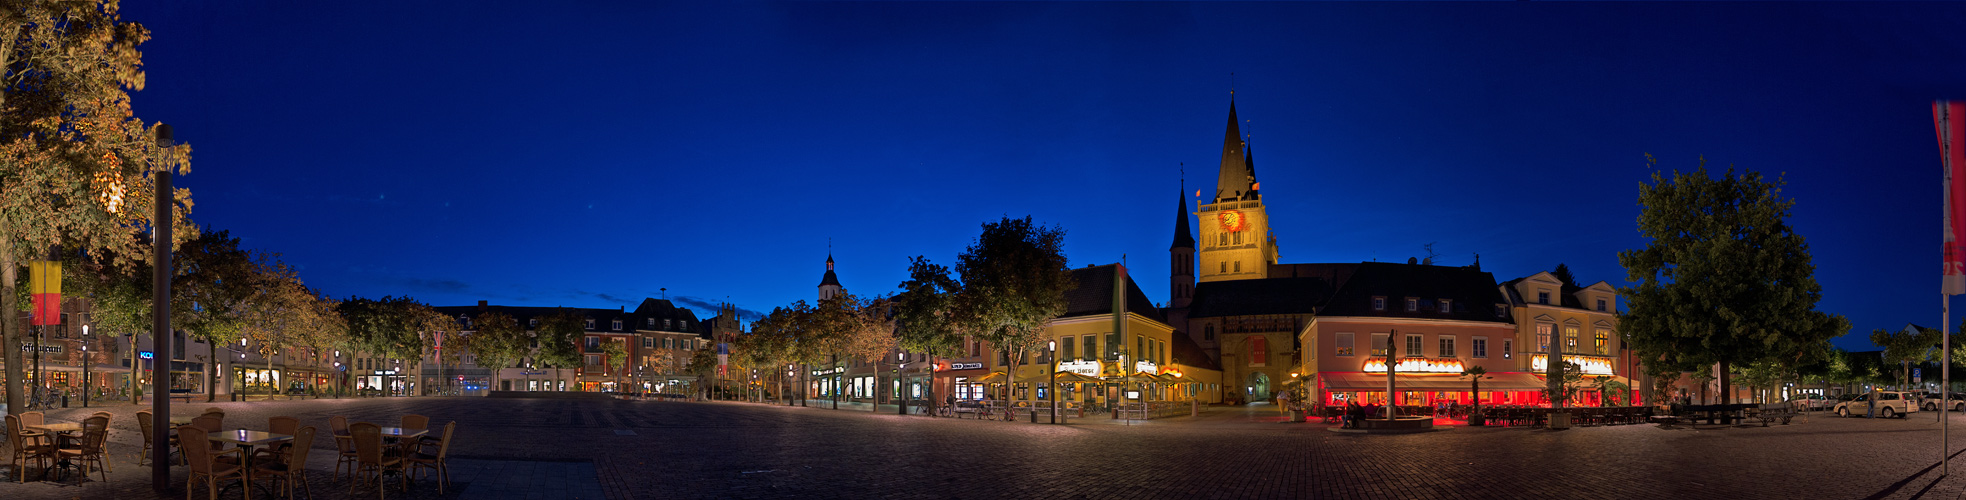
[1169,330,1221,371]
[1061,264,1167,324]
[1502,273,1614,311]
[1320,262,1510,323]
[1188,277,1337,319]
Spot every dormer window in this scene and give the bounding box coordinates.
[1495,305,1507,318]
[1438,299,1452,313]
[1405,298,1418,312]
[585,318,595,330]
[529,318,538,327]
[613,319,623,331]
[1536,291,1550,305]
[1372,297,1386,311]
[646,318,655,328]
[665,319,673,329]
[1596,299,1607,312]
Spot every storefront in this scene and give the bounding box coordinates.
[232,366,283,395]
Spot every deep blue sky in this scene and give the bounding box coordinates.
[121,2,1966,351]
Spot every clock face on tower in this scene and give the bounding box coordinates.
[1218,210,1247,233]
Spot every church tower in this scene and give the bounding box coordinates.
[1196,99,1279,283]
[818,254,842,301]
[1170,185,1196,310]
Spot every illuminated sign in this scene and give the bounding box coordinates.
[1059,360,1102,376]
[1530,354,1615,375]
[139,351,154,359]
[1134,361,1158,373]
[1361,357,1465,373]
[810,367,842,376]
[948,362,983,370]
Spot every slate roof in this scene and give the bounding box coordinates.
[1169,329,1221,371]
[1061,264,1168,324]
[1171,190,1195,251]
[1188,277,1338,319]
[1321,262,1510,323]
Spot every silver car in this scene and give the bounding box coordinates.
[1834,391,1918,418]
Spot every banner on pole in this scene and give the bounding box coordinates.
[29,260,60,325]
[1938,101,1966,295]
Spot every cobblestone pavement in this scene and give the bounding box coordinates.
[7,398,1966,499]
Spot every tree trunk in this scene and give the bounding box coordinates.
[208,340,217,402]
[2,226,23,416]
[1718,359,1732,423]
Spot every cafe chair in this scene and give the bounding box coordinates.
[255,416,301,462]
[405,421,456,494]
[252,426,316,500]
[330,416,359,480]
[136,410,157,466]
[178,425,248,500]
[6,414,54,482]
[54,415,112,483]
[349,423,407,498]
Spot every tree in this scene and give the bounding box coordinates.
[1462,365,1490,420]
[837,293,896,411]
[284,291,345,397]
[601,337,627,392]
[736,312,793,403]
[1618,156,1846,410]
[336,296,434,395]
[0,0,197,414]
[1872,327,1939,391]
[533,309,586,391]
[1551,263,1580,289]
[174,231,258,401]
[953,216,1073,387]
[894,256,964,414]
[466,311,524,392]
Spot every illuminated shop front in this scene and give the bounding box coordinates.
[232,367,282,394]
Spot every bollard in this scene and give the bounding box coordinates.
[1030,408,1037,423]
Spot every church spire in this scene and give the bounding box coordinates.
[1172,181,1195,251]
[1214,100,1251,202]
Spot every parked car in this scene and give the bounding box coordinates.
[1788,393,1831,410]
[1834,391,1919,418]
[1923,393,1966,412]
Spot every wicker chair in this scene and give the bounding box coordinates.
[54,415,112,482]
[251,426,316,500]
[7,414,54,482]
[330,416,359,480]
[349,423,406,498]
[178,425,248,500]
[405,421,456,494]
[135,410,156,466]
[255,416,301,462]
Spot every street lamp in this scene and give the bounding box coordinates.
[897,351,907,415]
[1049,340,1058,424]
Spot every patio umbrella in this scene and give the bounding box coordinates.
[1052,371,1104,384]
[968,371,1008,384]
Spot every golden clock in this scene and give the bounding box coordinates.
[1218,210,1247,232]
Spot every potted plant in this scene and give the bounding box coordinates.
[1462,366,1490,426]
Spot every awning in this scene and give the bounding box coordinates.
[1320,372,1548,392]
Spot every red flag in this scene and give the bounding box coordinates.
[1939,101,1966,295]
[29,260,60,325]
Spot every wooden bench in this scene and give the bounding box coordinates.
[1749,403,1797,426]
[168,389,194,403]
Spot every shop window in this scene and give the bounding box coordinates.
[1472,337,1487,358]
[1335,333,1354,357]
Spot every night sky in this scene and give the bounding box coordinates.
[119,2,1966,351]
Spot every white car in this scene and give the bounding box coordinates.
[1788,394,1831,411]
[1834,391,1918,418]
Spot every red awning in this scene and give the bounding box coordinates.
[1320,372,1547,392]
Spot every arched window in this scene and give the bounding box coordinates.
[1204,324,1215,341]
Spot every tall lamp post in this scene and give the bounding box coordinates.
[1049,340,1058,424]
[80,325,90,408]
[896,351,907,415]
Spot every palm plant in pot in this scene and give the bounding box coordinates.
[1462,365,1490,426]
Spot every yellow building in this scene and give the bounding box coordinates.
[1195,100,1278,284]
[1500,271,1633,406]
[984,264,1222,409]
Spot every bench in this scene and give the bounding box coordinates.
[1749,403,1797,426]
[168,389,194,403]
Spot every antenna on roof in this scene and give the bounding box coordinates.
[660,288,666,300]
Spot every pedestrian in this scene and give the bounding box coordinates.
[1276,390,1293,416]
[1344,400,1361,428]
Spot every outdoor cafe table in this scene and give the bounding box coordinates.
[207,430,292,498]
[26,421,87,480]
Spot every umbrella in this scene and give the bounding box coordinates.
[1052,371,1105,384]
[968,371,1008,384]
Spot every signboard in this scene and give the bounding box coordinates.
[1059,360,1102,377]
[1133,360,1158,374]
[1363,357,1464,373]
[139,351,154,359]
[1915,367,1924,384]
[809,367,842,377]
[947,362,983,370]
[1530,354,1615,375]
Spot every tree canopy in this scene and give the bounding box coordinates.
[953,216,1073,365]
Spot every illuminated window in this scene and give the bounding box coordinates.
[1438,336,1456,357]
[1472,337,1487,358]
[1594,328,1610,355]
[1536,323,1553,352]
[1503,339,1513,359]
[1404,334,1423,357]
[1335,333,1354,357]
[1438,299,1451,313]
[1370,333,1388,356]
[1564,326,1580,354]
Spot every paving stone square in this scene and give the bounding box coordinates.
[6,397,1966,499]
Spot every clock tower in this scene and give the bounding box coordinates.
[1196,99,1278,283]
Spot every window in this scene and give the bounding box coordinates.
[529,318,539,327]
[585,318,595,330]
[681,320,688,329]
[1221,262,1227,273]
[642,338,652,348]
[1204,324,1215,341]
[1564,326,1580,354]
[970,339,981,357]
[1335,333,1355,356]
[1234,232,1243,245]
[460,314,471,327]
[1503,339,1513,359]
[1370,333,1389,356]
[1496,305,1508,318]
[1472,336,1488,358]
[664,319,672,329]
[1596,299,1607,312]
[585,354,599,365]
[1438,336,1456,358]
[1219,233,1228,246]
[1372,297,1386,311]
[1405,298,1418,312]
[613,320,623,331]
[1594,328,1610,355]
[1404,334,1423,357]
[663,338,672,349]
[1438,299,1451,313]
[586,337,600,349]
[1537,291,1550,305]
[1080,335,1096,361]
[1536,323,1553,352]
[1233,261,1241,273]
[1062,337,1076,360]
[647,318,655,328]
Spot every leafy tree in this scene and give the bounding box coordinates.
[736,312,793,402]
[839,293,896,411]
[0,0,196,414]
[953,216,1073,384]
[174,231,258,401]
[601,337,628,391]
[1551,263,1580,289]
[284,291,345,396]
[465,311,524,392]
[533,308,586,390]
[1618,156,1846,408]
[336,295,435,394]
[894,256,964,413]
[806,296,860,407]
[1872,326,1939,390]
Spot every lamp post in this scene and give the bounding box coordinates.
[81,325,90,408]
[786,365,795,406]
[897,351,907,415]
[1049,340,1058,424]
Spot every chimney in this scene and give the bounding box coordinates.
[478,300,488,312]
